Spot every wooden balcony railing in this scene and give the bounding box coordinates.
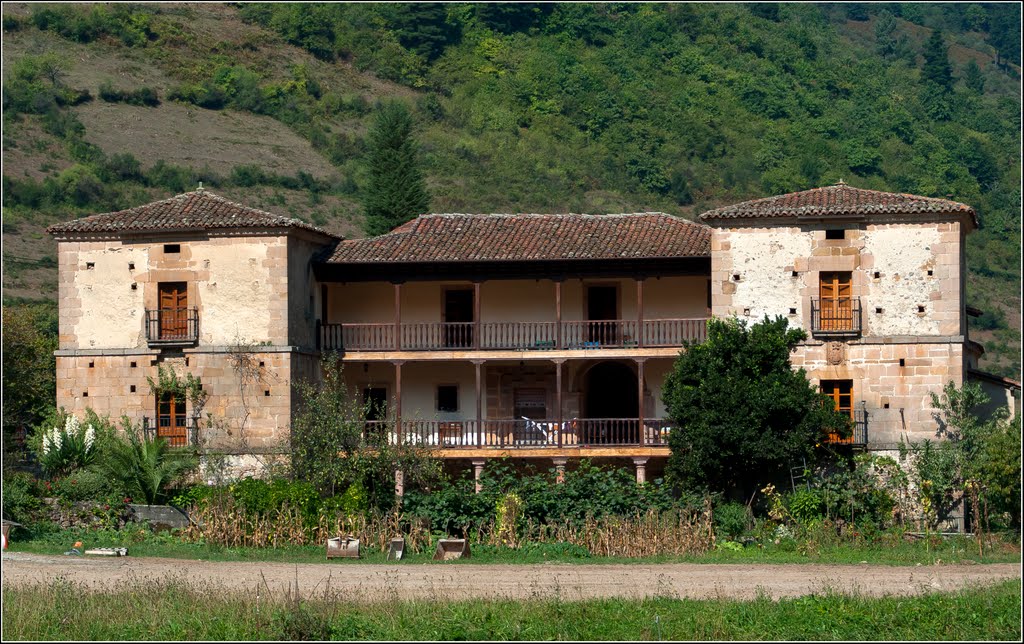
[319,318,708,352]
[811,297,861,336]
[358,418,673,449]
[145,308,199,345]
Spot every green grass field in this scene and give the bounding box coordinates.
[2,577,1019,641]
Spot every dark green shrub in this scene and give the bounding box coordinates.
[713,501,750,539]
[99,82,159,107]
[786,488,823,523]
[48,470,123,504]
[1,471,44,524]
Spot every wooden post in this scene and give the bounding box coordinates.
[555,279,562,350]
[393,282,402,351]
[394,361,403,443]
[636,277,644,348]
[474,281,481,350]
[637,358,645,445]
[474,360,483,447]
[555,359,563,448]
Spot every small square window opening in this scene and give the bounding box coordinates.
[437,385,458,413]
[825,229,845,240]
[164,244,181,254]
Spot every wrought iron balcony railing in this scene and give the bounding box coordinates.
[145,308,199,345]
[810,297,861,336]
[142,415,197,448]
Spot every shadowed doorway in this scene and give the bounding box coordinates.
[583,362,639,443]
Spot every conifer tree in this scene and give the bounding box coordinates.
[362,102,431,236]
[963,59,985,94]
[921,30,954,92]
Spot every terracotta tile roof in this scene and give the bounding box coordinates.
[326,213,711,264]
[699,183,976,224]
[46,190,339,238]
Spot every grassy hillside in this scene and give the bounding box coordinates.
[1,2,1019,377]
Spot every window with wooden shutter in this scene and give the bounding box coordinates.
[818,272,853,331]
[156,392,188,446]
[157,282,188,340]
[821,379,853,444]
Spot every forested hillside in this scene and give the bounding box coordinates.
[1,2,1020,377]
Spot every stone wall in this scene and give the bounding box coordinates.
[54,349,300,450]
[791,340,963,446]
[57,232,295,350]
[710,220,964,338]
[711,217,968,444]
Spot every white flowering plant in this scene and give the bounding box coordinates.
[32,409,103,478]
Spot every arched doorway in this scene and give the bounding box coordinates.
[583,362,639,444]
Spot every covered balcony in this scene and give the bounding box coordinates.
[319,318,707,352]
[360,418,673,449]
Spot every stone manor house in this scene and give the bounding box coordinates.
[47,182,1019,484]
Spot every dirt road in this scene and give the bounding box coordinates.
[2,552,1019,601]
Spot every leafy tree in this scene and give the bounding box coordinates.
[846,4,870,22]
[476,3,553,34]
[290,354,440,510]
[390,3,459,61]
[987,4,1021,66]
[874,10,911,62]
[362,101,431,236]
[662,316,849,498]
[1,302,58,460]
[962,4,988,32]
[921,29,953,92]
[906,381,1020,530]
[963,59,985,94]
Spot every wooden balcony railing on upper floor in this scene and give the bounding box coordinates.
[318,318,708,352]
[358,418,674,449]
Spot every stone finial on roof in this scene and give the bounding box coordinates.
[698,184,976,226]
[197,181,204,192]
[46,189,340,238]
[836,178,846,186]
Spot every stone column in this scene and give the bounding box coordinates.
[632,457,649,484]
[472,459,486,493]
[553,458,568,484]
[394,469,404,498]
